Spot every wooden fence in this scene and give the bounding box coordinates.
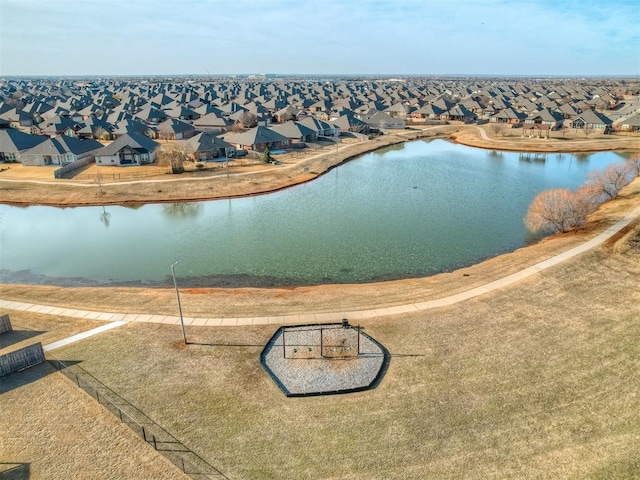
[54,157,94,179]
[0,343,44,377]
[0,314,12,335]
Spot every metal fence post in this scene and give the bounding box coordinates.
[282,329,286,359]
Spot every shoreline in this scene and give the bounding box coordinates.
[1,125,638,208]
[1,174,638,317]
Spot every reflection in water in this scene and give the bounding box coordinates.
[573,153,591,163]
[163,203,203,218]
[519,152,548,163]
[371,143,405,156]
[487,150,504,160]
[99,206,111,227]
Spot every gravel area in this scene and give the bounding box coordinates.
[261,324,387,396]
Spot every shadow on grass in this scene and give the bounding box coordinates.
[0,462,30,480]
[0,359,81,395]
[0,330,46,350]
[185,341,265,348]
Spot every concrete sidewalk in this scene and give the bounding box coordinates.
[2,204,638,329]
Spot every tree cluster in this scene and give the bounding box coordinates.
[157,147,188,174]
[525,158,638,234]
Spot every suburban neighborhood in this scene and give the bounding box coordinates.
[2,0,640,476]
[1,76,639,178]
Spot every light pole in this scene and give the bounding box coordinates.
[170,260,187,345]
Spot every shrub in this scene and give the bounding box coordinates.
[525,188,599,234]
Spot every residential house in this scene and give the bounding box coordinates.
[525,109,564,130]
[363,111,406,130]
[613,113,640,133]
[181,132,236,161]
[269,120,318,144]
[0,129,48,162]
[415,104,446,120]
[94,132,160,166]
[296,116,340,138]
[489,108,527,124]
[331,113,369,133]
[442,105,476,123]
[111,119,156,139]
[20,135,102,166]
[193,113,231,134]
[226,125,290,152]
[273,105,299,123]
[0,108,34,127]
[569,110,613,131]
[156,118,196,140]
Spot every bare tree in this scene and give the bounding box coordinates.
[488,123,504,137]
[525,188,599,234]
[626,155,640,177]
[279,111,294,123]
[238,111,257,129]
[559,124,569,138]
[157,126,173,142]
[587,161,633,201]
[157,147,188,174]
[584,124,594,137]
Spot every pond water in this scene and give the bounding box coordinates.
[0,140,631,287]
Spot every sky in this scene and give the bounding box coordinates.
[1,0,639,77]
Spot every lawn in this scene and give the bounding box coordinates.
[50,241,640,479]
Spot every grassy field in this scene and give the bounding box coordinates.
[0,362,188,480]
[44,230,640,479]
[0,310,104,354]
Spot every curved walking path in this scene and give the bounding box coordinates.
[2,204,639,352]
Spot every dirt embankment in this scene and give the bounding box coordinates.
[451,125,640,153]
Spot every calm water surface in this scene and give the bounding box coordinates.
[0,140,630,286]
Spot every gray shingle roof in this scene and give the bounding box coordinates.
[94,132,160,156]
[22,135,103,156]
[226,126,289,146]
[0,129,48,153]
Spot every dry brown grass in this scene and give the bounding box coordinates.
[604,221,640,257]
[0,310,104,355]
[0,363,188,480]
[48,243,640,479]
[453,125,640,153]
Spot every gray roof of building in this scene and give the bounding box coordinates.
[226,125,289,146]
[0,129,49,153]
[94,132,160,156]
[22,135,103,156]
[183,132,234,153]
[269,121,316,139]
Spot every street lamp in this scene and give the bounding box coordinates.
[170,260,187,345]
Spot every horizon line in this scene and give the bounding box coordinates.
[2,73,639,79]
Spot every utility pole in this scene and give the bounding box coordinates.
[170,260,187,345]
